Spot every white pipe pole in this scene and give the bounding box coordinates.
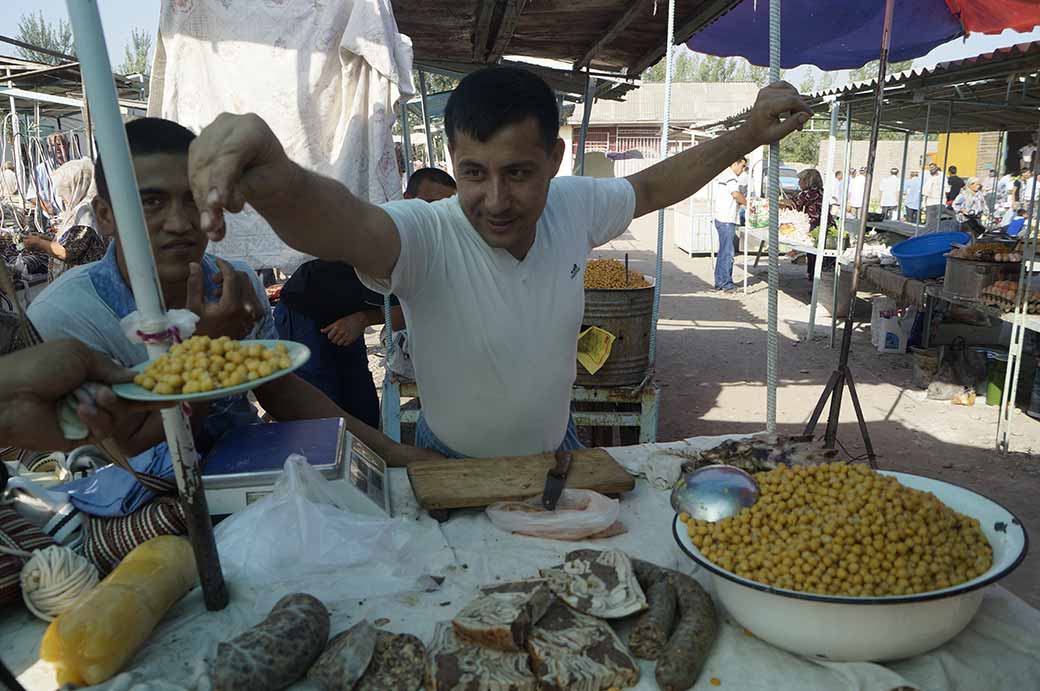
[6,70,25,200]
[808,100,839,341]
[65,0,228,611]
[649,0,675,374]
[831,109,853,348]
[766,0,781,433]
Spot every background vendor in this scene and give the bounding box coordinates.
[186,67,810,459]
[28,118,436,481]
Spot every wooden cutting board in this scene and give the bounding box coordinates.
[407,448,635,510]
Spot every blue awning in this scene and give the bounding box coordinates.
[687,0,963,71]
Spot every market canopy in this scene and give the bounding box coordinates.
[687,0,1040,71]
[704,41,1040,134]
[392,0,743,77]
[0,53,145,120]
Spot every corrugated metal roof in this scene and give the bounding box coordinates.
[705,41,1040,134]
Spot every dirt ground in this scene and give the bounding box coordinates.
[367,214,1039,610]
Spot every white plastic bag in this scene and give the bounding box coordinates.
[485,490,621,541]
[214,456,453,610]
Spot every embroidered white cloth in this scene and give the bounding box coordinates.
[148,0,415,272]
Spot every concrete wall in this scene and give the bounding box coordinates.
[932,133,979,178]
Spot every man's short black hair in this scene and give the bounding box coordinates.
[95,117,197,202]
[405,167,457,198]
[444,66,559,153]
[949,165,957,174]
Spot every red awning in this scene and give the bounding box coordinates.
[946,0,1040,35]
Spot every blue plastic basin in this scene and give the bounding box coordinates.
[890,232,971,279]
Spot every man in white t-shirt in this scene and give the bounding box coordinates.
[712,157,747,291]
[185,67,810,458]
[879,168,901,219]
[903,171,922,223]
[848,167,867,217]
[922,162,945,232]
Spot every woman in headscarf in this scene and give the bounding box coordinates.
[21,158,107,273]
[952,177,986,230]
[781,168,834,280]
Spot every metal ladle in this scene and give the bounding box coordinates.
[670,464,760,523]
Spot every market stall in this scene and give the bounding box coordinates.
[3,435,1038,690]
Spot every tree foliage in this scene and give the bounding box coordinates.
[15,11,75,65]
[849,59,913,82]
[643,50,787,86]
[117,28,152,76]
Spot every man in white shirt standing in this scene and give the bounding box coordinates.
[712,157,747,292]
[848,167,867,218]
[922,162,945,232]
[879,168,901,219]
[185,67,810,459]
[903,171,922,223]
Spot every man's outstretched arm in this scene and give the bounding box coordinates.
[187,113,401,280]
[626,82,811,218]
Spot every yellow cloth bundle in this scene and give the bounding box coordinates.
[40,535,197,686]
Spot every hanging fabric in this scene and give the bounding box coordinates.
[148,0,415,272]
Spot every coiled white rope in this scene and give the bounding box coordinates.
[0,544,99,621]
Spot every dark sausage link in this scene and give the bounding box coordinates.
[627,578,677,660]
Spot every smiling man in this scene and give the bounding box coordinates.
[186,67,810,459]
[27,118,437,475]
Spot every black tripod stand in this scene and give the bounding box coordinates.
[802,3,900,470]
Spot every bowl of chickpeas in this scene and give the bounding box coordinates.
[672,463,1028,662]
[114,336,310,402]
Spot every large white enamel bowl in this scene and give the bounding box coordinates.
[673,471,1028,662]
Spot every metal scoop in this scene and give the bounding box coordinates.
[670,464,760,523]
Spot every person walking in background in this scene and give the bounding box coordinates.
[880,167,901,219]
[922,163,944,232]
[848,167,867,218]
[945,165,965,206]
[904,170,922,223]
[712,156,747,292]
[831,169,844,216]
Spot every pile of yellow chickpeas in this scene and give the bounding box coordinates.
[681,463,993,597]
[584,258,650,289]
[133,336,292,395]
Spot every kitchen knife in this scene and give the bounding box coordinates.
[542,450,573,511]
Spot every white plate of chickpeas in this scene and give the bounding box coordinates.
[113,336,310,403]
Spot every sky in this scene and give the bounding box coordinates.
[1,1,1038,81]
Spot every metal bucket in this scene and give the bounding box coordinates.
[576,276,654,387]
[943,257,1015,301]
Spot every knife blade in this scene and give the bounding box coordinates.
[542,450,573,511]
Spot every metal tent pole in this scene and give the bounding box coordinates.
[418,69,433,166]
[998,123,1040,453]
[765,0,781,434]
[575,68,596,176]
[936,102,953,229]
[917,104,932,234]
[6,69,24,199]
[649,0,675,374]
[990,131,1005,216]
[831,108,853,348]
[897,132,909,221]
[807,0,896,468]
[66,0,227,610]
[807,99,839,341]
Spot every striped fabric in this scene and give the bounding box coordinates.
[0,507,55,604]
[83,497,188,576]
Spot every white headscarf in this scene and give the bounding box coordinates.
[51,158,97,241]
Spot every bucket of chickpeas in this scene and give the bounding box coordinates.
[672,462,1027,662]
[113,336,310,402]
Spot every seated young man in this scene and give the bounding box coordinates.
[28,118,432,475]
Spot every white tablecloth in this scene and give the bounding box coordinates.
[3,436,1039,691]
